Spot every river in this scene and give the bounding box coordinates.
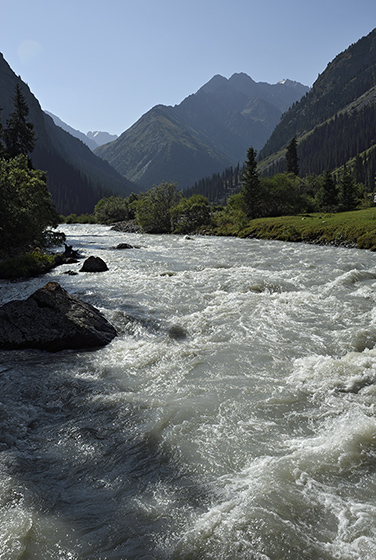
[1,224,376,560]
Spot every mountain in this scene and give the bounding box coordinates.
[258,28,376,186]
[44,111,98,150]
[45,112,118,150]
[94,74,309,189]
[87,131,118,147]
[0,53,136,215]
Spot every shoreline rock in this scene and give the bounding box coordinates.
[0,282,117,352]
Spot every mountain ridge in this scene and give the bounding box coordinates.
[87,130,118,147]
[95,73,309,189]
[257,27,376,186]
[259,28,376,161]
[44,111,98,150]
[0,53,135,214]
[44,111,118,150]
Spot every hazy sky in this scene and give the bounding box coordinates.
[2,0,376,136]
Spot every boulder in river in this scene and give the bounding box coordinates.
[80,256,108,272]
[115,243,135,250]
[0,282,117,352]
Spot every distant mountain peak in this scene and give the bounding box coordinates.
[228,72,257,85]
[199,72,307,95]
[95,71,309,189]
[198,74,228,94]
[277,78,304,88]
[87,130,118,146]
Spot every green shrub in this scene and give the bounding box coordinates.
[0,251,56,279]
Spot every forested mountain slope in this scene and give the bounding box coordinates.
[0,53,136,215]
[95,74,309,189]
[258,28,376,187]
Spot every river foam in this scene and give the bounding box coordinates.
[1,225,376,559]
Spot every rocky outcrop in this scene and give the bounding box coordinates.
[80,256,108,272]
[110,221,142,233]
[0,282,117,352]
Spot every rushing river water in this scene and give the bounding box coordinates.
[1,224,376,560]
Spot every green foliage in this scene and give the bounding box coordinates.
[0,250,56,279]
[211,193,248,235]
[260,173,308,217]
[315,170,338,211]
[64,213,96,224]
[240,208,376,250]
[94,195,130,224]
[0,155,61,257]
[171,194,211,233]
[134,182,182,233]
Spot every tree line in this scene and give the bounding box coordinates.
[89,138,372,236]
[262,105,376,189]
[2,84,372,255]
[0,85,62,258]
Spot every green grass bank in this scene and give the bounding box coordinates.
[0,251,57,280]
[212,208,376,251]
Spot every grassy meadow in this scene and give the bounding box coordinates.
[212,208,376,251]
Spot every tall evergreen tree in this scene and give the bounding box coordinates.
[4,84,36,159]
[285,136,299,176]
[316,170,338,211]
[241,146,264,219]
[339,164,358,210]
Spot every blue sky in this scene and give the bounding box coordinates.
[2,0,376,136]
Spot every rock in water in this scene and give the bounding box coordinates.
[80,256,108,272]
[0,282,117,352]
[115,243,134,250]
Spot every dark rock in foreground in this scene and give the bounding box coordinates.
[0,282,117,352]
[80,256,108,272]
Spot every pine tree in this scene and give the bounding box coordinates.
[4,84,36,159]
[339,164,358,210]
[241,147,264,219]
[285,136,299,176]
[317,170,338,210]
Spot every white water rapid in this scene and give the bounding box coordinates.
[1,224,376,559]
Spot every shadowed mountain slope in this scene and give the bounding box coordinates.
[0,53,136,215]
[95,73,309,189]
[258,28,376,185]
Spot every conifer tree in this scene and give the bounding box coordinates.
[285,136,299,176]
[4,84,36,159]
[339,164,358,211]
[318,170,338,210]
[241,146,264,219]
